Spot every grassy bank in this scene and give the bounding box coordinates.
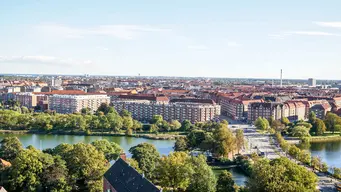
[310,135,341,143]
[0,129,184,140]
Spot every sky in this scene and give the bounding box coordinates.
[1,0,341,79]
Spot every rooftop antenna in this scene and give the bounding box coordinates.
[280,69,283,88]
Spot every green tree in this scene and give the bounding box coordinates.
[255,117,269,130]
[0,136,23,161]
[308,111,317,124]
[91,139,123,161]
[120,109,131,117]
[96,103,110,114]
[40,155,71,192]
[126,158,142,173]
[288,145,301,159]
[151,115,163,124]
[281,117,290,126]
[187,155,216,192]
[81,107,92,115]
[181,120,192,132]
[106,112,123,132]
[271,120,285,132]
[216,170,235,192]
[311,156,322,171]
[247,157,318,192]
[61,143,107,191]
[221,119,229,126]
[324,112,341,133]
[21,106,29,114]
[296,122,312,129]
[312,118,326,136]
[157,152,194,191]
[170,120,182,131]
[132,119,142,132]
[235,129,244,154]
[122,116,133,129]
[173,137,189,151]
[268,116,275,127]
[8,147,46,192]
[149,124,159,133]
[213,125,236,157]
[129,143,160,180]
[291,126,310,139]
[187,130,206,150]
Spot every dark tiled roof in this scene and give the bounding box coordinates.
[118,94,169,102]
[104,158,159,192]
[170,98,215,104]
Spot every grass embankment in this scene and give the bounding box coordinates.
[309,132,341,142]
[310,135,341,142]
[211,165,237,175]
[0,129,185,140]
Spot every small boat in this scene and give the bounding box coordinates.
[335,182,341,191]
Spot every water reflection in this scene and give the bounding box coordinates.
[0,134,175,157]
[310,141,341,168]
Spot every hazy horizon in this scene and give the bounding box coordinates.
[1,1,341,79]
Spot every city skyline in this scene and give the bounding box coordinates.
[1,0,341,79]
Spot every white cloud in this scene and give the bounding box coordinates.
[287,31,338,36]
[96,46,109,51]
[227,42,242,47]
[268,34,287,39]
[0,56,93,66]
[187,45,208,50]
[35,24,170,40]
[315,22,341,28]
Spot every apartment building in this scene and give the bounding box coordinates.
[308,100,331,119]
[220,95,262,120]
[13,92,38,108]
[282,101,307,121]
[248,102,283,122]
[112,97,220,122]
[48,94,110,113]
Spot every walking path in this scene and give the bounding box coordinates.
[232,124,339,192]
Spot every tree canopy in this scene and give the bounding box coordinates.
[91,139,123,161]
[0,136,23,161]
[255,117,269,130]
[247,157,318,192]
[129,143,160,180]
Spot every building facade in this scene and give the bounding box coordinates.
[48,94,110,113]
[248,102,283,122]
[308,78,316,87]
[220,96,262,120]
[112,99,221,123]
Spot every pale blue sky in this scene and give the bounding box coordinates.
[1,0,341,79]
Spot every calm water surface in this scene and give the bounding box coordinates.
[0,134,175,156]
[310,140,341,168]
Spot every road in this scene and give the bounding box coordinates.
[229,124,339,192]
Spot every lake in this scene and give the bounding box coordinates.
[0,134,175,156]
[310,140,341,168]
[0,133,249,185]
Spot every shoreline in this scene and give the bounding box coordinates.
[310,135,341,143]
[0,130,183,140]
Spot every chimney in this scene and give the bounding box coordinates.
[280,69,283,88]
[120,153,127,161]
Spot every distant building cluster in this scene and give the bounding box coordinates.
[1,75,341,123]
[112,95,220,122]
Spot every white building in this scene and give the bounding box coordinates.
[48,94,110,113]
[308,78,316,87]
